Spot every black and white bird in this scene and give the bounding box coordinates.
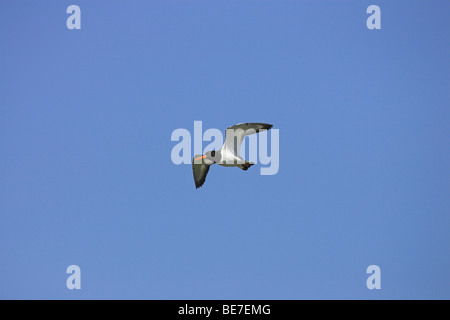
[192,122,273,189]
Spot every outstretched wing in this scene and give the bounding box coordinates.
[192,155,212,189]
[221,123,273,157]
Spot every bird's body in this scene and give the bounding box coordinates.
[192,122,273,188]
[216,151,240,167]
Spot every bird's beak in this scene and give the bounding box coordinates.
[194,155,207,161]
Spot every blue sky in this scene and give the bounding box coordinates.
[1,0,449,299]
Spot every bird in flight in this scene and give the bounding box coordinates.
[192,122,273,189]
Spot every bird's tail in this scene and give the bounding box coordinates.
[239,161,254,171]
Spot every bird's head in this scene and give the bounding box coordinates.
[193,150,219,165]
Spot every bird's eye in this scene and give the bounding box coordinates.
[211,150,216,157]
